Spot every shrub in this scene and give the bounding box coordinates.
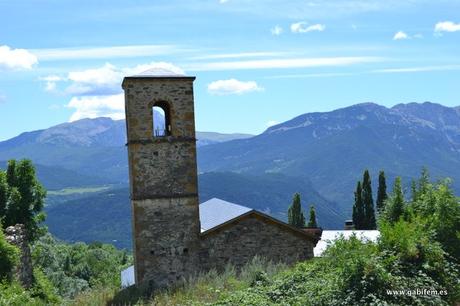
[0,226,19,282]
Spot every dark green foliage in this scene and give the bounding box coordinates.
[362,169,376,229]
[0,159,47,241]
[31,233,132,299]
[0,172,7,222]
[352,181,364,229]
[403,169,460,262]
[30,268,61,304]
[6,160,17,188]
[0,225,19,282]
[287,193,305,228]
[383,177,406,224]
[307,205,317,228]
[214,220,460,306]
[376,170,387,212]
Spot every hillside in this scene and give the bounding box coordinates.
[45,172,344,248]
[198,102,460,212]
[2,101,460,236]
[0,117,253,183]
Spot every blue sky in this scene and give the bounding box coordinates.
[1,0,460,140]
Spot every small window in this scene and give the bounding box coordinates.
[152,102,171,137]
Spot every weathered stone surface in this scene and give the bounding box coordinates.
[200,214,314,271]
[5,224,33,288]
[123,74,319,290]
[132,197,201,287]
[123,75,201,288]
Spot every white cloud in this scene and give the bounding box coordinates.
[40,75,63,82]
[66,63,123,95]
[434,21,460,33]
[30,44,179,61]
[125,62,185,76]
[0,94,6,104]
[42,62,184,96]
[66,93,125,121]
[291,22,325,33]
[266,120,280,127]
[219,0,228,3]
[271,25,283,35]
[186,56,382,71]
[189,52,287,60]
[373,65,460,73]
[61,62,184,121]
[207,79,263,95]
[0,45,38,70]
[393,31,409,40]
[39,75,64,92]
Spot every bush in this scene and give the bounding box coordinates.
[0,226,19,282]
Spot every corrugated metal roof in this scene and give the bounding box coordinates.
[199,198,253,232]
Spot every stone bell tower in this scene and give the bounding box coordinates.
[122,69,201,288]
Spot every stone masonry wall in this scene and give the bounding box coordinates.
[5,224,33,288]
[123,76,201,288]
[200,215,314,272]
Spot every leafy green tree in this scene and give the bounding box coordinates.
[307,205,318,228]
[352,181,364,229]
[6,160,17,188]
[362,169,376,229]
[3,159,46,241]
[406,170,460,261]
[0,224,19,282]
[288,193,305,228]
[0,171,7,222]
[376,170,387,213]
[383,177,405,224]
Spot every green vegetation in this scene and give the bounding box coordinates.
[47,186,111,197]
[1,159,47,241]
[32,234,132,299]
[307,205,318,228]
[376,170,388,212]
[0,225,19,282]
[0,160,132,305]
[104,169,458,306]
[287,193,306,228]
[352,169,377,229]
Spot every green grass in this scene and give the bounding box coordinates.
[70,256,287,306]
[47,186,112,196]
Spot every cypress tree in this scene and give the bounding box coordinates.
[362,170,376,229]
[288,193,306,228]
[0,171,7,222]
[385,177,405,224]
[376,170,388,213]
[6,160,16,188]
[307,205,318,228]
[352,181,365,229]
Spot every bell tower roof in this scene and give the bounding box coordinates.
[123,68,195,84]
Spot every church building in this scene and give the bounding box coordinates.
[122,69,321,289]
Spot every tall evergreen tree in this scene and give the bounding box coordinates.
[0,171,7,222]
[288,193,306,228]
[352,181,365,229]
[6,159,16,188]
[362,170,376,229]
[307,205,318,228]
[384,177,405,224]
[410,179,418,203]
[376,170,388,213]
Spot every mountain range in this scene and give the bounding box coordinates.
[1,101,459,247]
